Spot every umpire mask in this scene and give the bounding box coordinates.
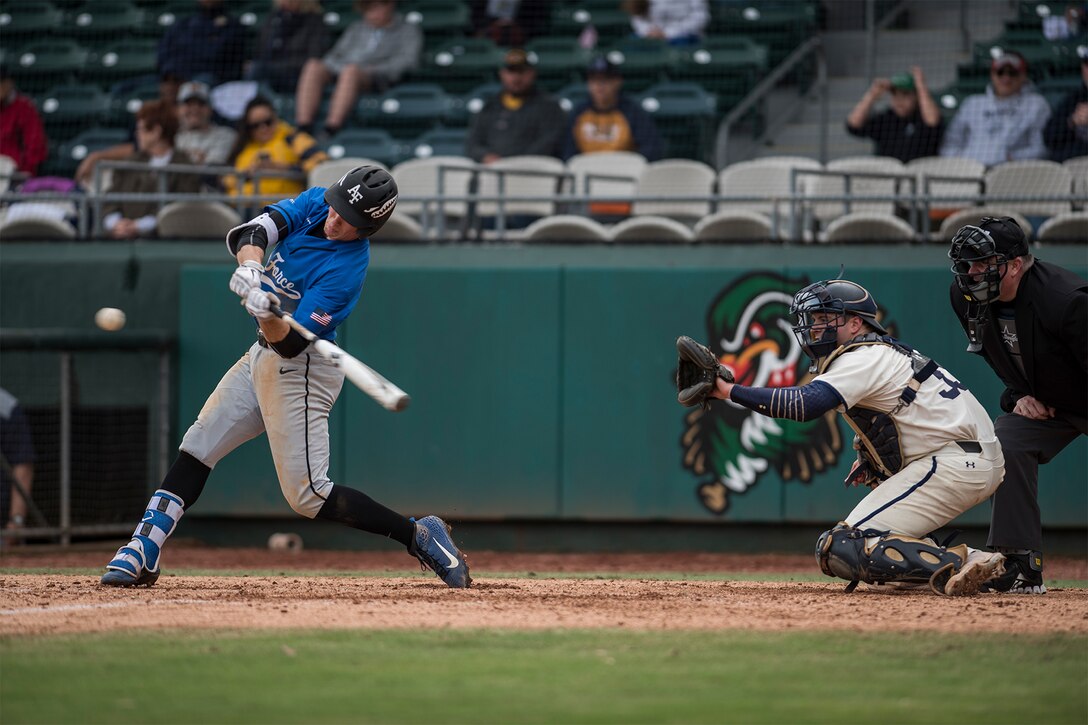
[790,279,886,370]
[948,217,1027,351]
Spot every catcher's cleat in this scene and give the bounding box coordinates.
[100,567,160,587]
[410,515,472,589]
[980,551,1046,595]
[944,550,1005,596]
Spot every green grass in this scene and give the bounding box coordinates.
[1,629,1084,724]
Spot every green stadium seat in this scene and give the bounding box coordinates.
[356,83,456,139]
[674,37,769,113]
[107,79,160,125]
[41,125,130,178]
[638,82,717,163]
[710,2,817,66]
[526,36,592,92]
[234,0,270,32]
[603,38,680,93]
[38,84,113,141]
[64,1,148,38]
[402,1,470,41]
[323,128,409,168]
[409,126,469,159]
[409,37,504,95]
[82,39,158,87]
[550,3,630,45]
[8,40,90,93]
[0,2,65,41]
[555,82,589,114]
[448,82,500,125]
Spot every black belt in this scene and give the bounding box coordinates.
[956,441,981,453]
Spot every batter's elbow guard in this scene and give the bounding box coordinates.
[224,211,288,256]
[267,328,309,359]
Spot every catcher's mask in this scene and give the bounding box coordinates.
[947,216,1027,352]
[790,279,887,366]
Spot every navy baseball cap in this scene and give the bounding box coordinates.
[978,216,1029,258]
[586,56,621,78]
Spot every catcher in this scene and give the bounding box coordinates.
[676,278,1006,595]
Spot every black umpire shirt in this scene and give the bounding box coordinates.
[949,259,1088,428]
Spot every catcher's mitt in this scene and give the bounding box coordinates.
[676,336,734,408]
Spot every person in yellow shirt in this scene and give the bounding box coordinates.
[225,96,327,205]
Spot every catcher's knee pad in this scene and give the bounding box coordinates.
[816,523,967,592]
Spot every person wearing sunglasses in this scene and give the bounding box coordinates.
[224,96,327,206]
[1043,44,1088,162]
[940,51,1051,166]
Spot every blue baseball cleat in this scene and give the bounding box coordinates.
[410,516,472,588]
[100,539,160,587]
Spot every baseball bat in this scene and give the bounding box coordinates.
[270,307,410,412]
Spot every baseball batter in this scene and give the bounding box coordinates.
[100,165,471,589]
[677,279,1006,595]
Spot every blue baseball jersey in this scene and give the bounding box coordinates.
[258,187,370,341]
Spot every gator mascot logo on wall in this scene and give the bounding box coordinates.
[682,271,849,515]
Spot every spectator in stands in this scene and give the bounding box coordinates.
[0,64,47,178]
[76,73,183,187]
[101,101,202,240]
[247,0,330,95]
[158,0,247,87]
[1043,44,1088,162]
[465,48,567,164]
[470,0,549,47]
[225,96,326,204]
[0,387,35,540]
[294,0,422,138]
[1042,3,1086,40]
[175,81,237,166]
[940,51,1051,166]
[845,66,943,163]
[562,57,663,161]
[621,0,708,46]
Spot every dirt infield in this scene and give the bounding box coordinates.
[2,549,1086,637]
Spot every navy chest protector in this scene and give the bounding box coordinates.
[818,334,939,480]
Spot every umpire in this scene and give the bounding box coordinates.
[948,216,1087,594]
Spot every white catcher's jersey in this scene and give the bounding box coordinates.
[814,344,997,464]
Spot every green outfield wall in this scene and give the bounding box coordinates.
[2,242,1085,529]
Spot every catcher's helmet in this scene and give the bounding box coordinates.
[948,216,1027,304]
[790,279,887,363]
[323,165,398,237]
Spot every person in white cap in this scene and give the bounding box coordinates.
[175,81,237,167]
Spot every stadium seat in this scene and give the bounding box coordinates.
[474,155,568,223]
[984,160,1073,217]
[318,0,354,33]
[107,78,162,125]
[906,156,986,218]
[550,2,631,44]
[356,83,455,139]
[1036,211,1088,243]
[402,1,470,40]
[522,215,612,243]
[565,150,647,216]
[309,158,389,189]
[38,84,113,141]
[390,155,475,230]
[610,215,695,243]
[638,82,717,162]
[674,37,769,113]
[447,82,500,125]
[8,40,90,92]
[83,38,158,87]
[0,204,77,240]
[42,126,130,178]
[717,156,823,238]
[156,201,243,239]
[370,212,425,242]
[409,127,469,159]
[0,155,18,194]
[0,2,65,42]
[806,156,908,226]
[411,38,504,95]
[604,38,679,93]
[693,210,774,242]
[822,212,916,243]
[64,1,147,38]
[937,207,1034,242]
[555,82,589,114]
[323,129,407,167]
[234,0,270,31]
[1061,156,1088,207]
[710,2,817,66]
[526,36,592,92]
[632,159,716,224]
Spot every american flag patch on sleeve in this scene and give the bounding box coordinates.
[310,310,333,326]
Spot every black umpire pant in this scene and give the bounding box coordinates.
[988,412,1086,552]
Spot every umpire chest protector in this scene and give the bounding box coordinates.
[818,334,939,479]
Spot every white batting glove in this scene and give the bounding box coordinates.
[244,288,279,321]
[229,260,264,299]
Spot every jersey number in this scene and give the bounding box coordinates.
[933,369,967,400]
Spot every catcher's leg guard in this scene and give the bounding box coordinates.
[101,489,185,587]
[816,523,968,594]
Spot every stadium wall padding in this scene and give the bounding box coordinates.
[2,242,1085,526]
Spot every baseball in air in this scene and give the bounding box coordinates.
[95,307,126,331]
